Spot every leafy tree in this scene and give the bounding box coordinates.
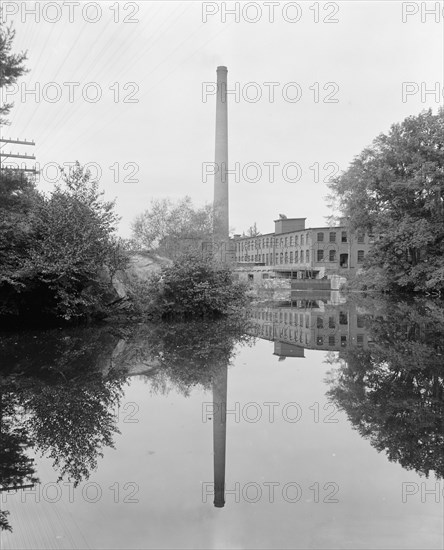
[131,196,213,258]
[328,108,444,292]
[244,222,261,237]
[0,19,28,124]
[0,170,41,289]
[130,252,248,320]
[0,164,128,322]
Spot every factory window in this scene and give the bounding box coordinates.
[357,250,365,263]
[317,249,324,261]
[295,250,299,262]
[329,250,336,262]
[285,252,288,263]
[280,238,284,247]
[357,233,365,243]
[262,254,265,263]
[305,315,310,328]
[295,235,299,246]
[275,253,279,264]
[280,252,284,263]
[341,231,348,243]
[266,238,269,247]
[290,236,293,246]
[285,237,288,247]
[341,335,347,347]
[290,251,293,263]
[329,335,336,346]
[357,334,364,347]
[266,254,269,264]
[301,235,304,246]
[317,317,324,328]
[357,315,365,328]
[329,316,335,329]
[329,232,336,242]
[339,311,348,325]
[317,232,324,242]
[316,336,324,346]
[306,250,310,262]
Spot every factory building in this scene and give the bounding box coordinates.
[233,216,374,283]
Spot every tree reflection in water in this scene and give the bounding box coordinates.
[0,314,254,531]
[3,296,443,531]
[326,297,444,479]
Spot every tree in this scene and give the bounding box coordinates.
[0,163,127,323]
[244,222,261,237]
[131,196,213,259]
[0,19,28,124]
[130,251,248,320]
[328,108,444,292]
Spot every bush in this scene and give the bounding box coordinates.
[0,164,128,324]
[130,252,248,319]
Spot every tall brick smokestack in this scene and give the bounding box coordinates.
[213,66,229,246]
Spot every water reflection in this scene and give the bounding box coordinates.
[325,297,444,479]
[0,316,253,531]
[247,293,370,356]
[1,294,443,539]
[247,293,444,479]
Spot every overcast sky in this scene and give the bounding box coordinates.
[3,1,444,236]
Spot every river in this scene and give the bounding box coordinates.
[1,293,443,549]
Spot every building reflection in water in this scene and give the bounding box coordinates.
[247,292,371,358]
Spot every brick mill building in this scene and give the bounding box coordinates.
[233,216,374,284]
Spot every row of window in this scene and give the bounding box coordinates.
[252,310,367,328]
[238,233,312,251]
[258,324,365,348]
[237,231,372,252]
[238,250,366,264]
[316,231,367,244]
[238,250,310,264]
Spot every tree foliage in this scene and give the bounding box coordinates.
[0,19,28,124]
[244,222,261,237]
[130,252,248,320]
[0,164,127,323]
[131,196,213,258]
[328,108,444,292]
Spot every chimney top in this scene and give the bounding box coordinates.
[217,66,228,72]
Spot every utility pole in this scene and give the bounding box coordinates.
[0,138,37,175]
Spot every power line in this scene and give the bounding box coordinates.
[64,18,234,153]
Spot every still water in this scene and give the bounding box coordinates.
[1,293,443,549]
